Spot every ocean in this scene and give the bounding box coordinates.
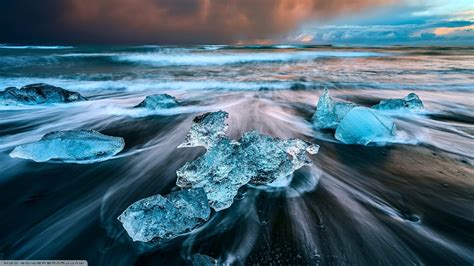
[0,45,473,265]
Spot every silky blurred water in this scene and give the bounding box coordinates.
[0,45,473,265]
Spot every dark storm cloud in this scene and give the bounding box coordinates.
[0,0,391,44]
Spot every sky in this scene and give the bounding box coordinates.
[0,0,472,45]
[291,0,474,45]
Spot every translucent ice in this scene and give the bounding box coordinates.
[177,138,245,211]
[312,89,357,129]
[134,94,179,109]
[240,132,317,184]
[118,188,210,242]
[372,93,424,111]
[178,111,229,149]
[335,107,397,145]
[0,83,86,105]
[177,111,319,211]
[9,130,124,163]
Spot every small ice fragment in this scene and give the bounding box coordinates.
[306,144,320,154]
[178,111,229,149]
[118,188,210,243]
[134,94,179,109]
[335,107,396,145]
[0,83,86,105]
[9,130,124,163]
[177,111,319,211]
[372,93,424,111]
[312,89,357,129]
[191,254,217,266]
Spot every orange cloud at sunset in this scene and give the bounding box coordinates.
[19,0,393,44]
[433,25,474,35]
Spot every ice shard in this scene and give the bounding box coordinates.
[177,111,319,211]
[239,131,316,184]
[372,93,424,111]
[335,107,396,145]
[0,83,86,105]
[118,188,210,243]
[134,94,179,109]
[177,137,246,211]
[9,130,124,163]
[178,111,229,149]
[312,89,357,129]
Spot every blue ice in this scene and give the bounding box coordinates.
[0,83,86,105]
[312,88,356,129]
[118,188,210,242]
[9,130,124,163]
[177,111,319,211]
[335,107,397,145]
[134,94,179,109]
[372,93,424,111]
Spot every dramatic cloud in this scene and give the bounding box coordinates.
[291,21,474,44]
[290,0,474,45]
[0,0,391,44]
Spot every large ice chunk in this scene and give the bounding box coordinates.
[312,89,357,129]
[335,107,396,145]
[177,111,319,211]
[134,94,179,109]
[178,111,229,149]
[9,130,124,163]
[0,83,86,105]
[177,137,246,211]
[118,188,210,243]
[372,93,424,111]
[239,131,316,184]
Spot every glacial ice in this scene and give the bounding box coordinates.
[191,254,217,266]
[178,111,229,149]
[9,130,125,163]
[0,83,86,105]
[177,111,319,211]
[372,93,424,111]
[335,107,397,145]
[134,94,179,109]
[118,188,210,242]
[312,88,357,129]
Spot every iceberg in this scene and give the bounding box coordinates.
[177,111,319,211]
[312,89,357,129]
[335,107,396,145]
[118,188,210,243]
[0,83,86,105]
[9,130,124,163]
[134,94,179,109]
[372,93,424,111]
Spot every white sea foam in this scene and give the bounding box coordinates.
[112,50,385,66]
[0,45,74,49]
[273,45,300,49]
[201,45,228,50]
[0,77,294,94]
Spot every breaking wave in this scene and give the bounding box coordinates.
[112,50,385,66]
[0,45,74,49]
